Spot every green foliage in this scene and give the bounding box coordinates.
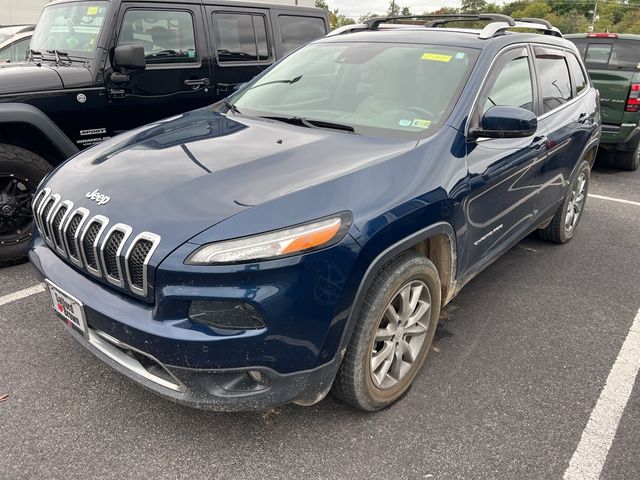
[320,0,640,34]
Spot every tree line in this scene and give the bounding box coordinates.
[315,0,640,34]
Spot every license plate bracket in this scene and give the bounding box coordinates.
[45,279,88,337]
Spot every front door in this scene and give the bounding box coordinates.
[463,46,547,274]
[107,2,214,134]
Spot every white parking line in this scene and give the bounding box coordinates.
[589,194,640,207]
[564,307,640,480]
[0,284,45,307]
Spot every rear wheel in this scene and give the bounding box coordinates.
[332,252,441,411]
[0,144,53,267]
[538,161,590,244]
[615,141,640,171]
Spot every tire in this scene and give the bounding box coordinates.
[0,144,53,267]
[614,141,640,171]
[332,252,441,411]
[538,161,590,244]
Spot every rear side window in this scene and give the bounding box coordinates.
[586,43,612,65]
[483,56,534,114]
[213,13,270,62]
[279,15,326,55]
[118,9,197,64]
[535,50,572,113]
[567,53,587,94]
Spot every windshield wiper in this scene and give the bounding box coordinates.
[46,49,73,66]
[248,75,303,91]
[261,116,355,133]
[224,99,241,115]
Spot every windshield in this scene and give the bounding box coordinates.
[30,1,109,58]
[231,42,479,139]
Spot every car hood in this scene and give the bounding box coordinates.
[41,108,414,259]
[0,62,91,94]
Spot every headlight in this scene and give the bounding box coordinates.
[186,213,352,265]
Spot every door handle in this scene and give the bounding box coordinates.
[530,135,548,150]
[184,78,210,87]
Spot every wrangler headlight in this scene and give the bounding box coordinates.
[186,213,352,265]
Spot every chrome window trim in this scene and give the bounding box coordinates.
[62,207,90,268]
[32,188,50,235]
[41,194,61,247]
[79,215,109,277]
[100,223,133,288]
[125,232,161,297]
[50,200,74,258]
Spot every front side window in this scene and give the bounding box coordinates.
[567,53,587,94]
[230,42,479,139]
[279,16,326,55]
[0,37,31,63]
[118,10,197,64]
[535,53,572,113]
[213,13,269,62]
[30,1,109,57]
[483,56,534,114]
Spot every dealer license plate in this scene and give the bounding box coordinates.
[45,280,87,336]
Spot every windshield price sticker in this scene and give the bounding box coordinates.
[87,6,100,15]
[421,53,452,62]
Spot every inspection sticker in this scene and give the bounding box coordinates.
[421,53,452,62]
[399,119,412,127]
[87,6,100,15]
[412,119,432,129]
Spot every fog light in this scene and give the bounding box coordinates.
[188,301,265,330]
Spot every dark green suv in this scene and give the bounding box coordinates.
[566,33,640,171]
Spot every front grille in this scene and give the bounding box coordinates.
[103,230,124,279]
[34,189,160,299]
[65,213,83,260]
[82,221,102,270]
[128,239,153,289]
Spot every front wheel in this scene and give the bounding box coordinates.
[332,252,441,411]
[0,144,53,267]
[538,161,590,244]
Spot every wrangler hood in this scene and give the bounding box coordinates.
[0,62,91,94]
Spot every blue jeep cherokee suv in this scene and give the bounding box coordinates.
[29,14,601,411]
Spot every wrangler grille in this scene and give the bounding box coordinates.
[32,190,160,299]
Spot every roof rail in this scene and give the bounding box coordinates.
[479,19,563,39]
[364,14,516,30]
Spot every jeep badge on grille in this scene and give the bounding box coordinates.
[85,189,111,206]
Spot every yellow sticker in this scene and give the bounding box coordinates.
[87,6,99,15]
[421,53,452,62]
[412,119,432,129]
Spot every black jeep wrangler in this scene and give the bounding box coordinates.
[0,0,328,266]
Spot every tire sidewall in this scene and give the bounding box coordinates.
[356,255,441,409]
[560,161,591,243]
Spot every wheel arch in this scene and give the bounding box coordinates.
[336,222,458,356]
[0,103,79,165]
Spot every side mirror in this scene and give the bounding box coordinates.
[470,106,537,139]
[113,44,146,72]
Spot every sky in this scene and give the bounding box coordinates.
[327,0,464,18]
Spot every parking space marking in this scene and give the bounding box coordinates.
[588,194,640,207]
[0,284,45,307]
[564,307,640,480]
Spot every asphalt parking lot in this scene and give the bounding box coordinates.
[1,164,638,480]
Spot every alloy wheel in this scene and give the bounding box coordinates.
[370,280,432,389]
[0,174,35,245]
[564,172,587,234]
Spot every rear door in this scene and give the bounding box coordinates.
[108,1,214,133]
[205,6,273,98]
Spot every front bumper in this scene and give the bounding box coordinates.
[29,236,358,410]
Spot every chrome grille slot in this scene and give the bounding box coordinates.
[32,188,50,234]
[50,201,73,256]
[100,224,132,288]
[40,195,59,243]
[63,208,89,266]
[79,215,109,277]
[125,232,160,297]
